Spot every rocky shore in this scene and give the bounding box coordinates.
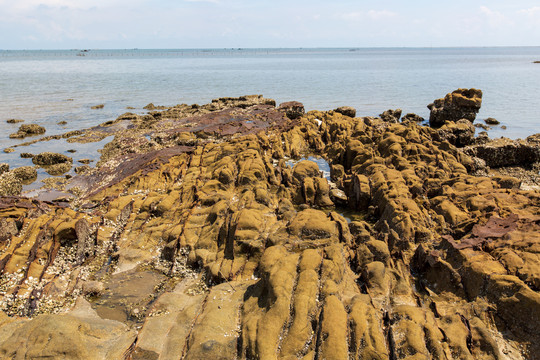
[0,91,539,359]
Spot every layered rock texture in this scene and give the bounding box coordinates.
[0,94,539,359]
[428,88,483,127]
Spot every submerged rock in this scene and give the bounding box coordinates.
[428,88,483,127]
[6,119,24,124]
[81,281,105,296]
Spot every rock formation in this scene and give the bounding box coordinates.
[464,136,540,167]
[484,117,500,125]
[0,94,539,359]
[9,124,46,139]
[334,106,356,118]
[379,109,402,123]
[428,88,483,127]
[401,113,424,123]
[32,152,73,176]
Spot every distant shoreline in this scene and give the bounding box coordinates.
[2,45,540,52]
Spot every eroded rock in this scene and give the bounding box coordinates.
[464,136,540,167]
[0,171,22,196]
[334,106,356,118]
[428,88,483,127]
[379,108,402,123]
[0,95,538,360]
[278,101,305,119]
[9,124,46,139]
[32,152,72,166]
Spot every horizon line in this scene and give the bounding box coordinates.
[1,45,540,51]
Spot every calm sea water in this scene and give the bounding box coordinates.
[1,47,540,169]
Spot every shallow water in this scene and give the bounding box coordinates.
[92,268,166,324]
[1,47,540,170]
[7,135,113,193]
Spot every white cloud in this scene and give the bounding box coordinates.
[479,6,513,27]
[340,10,397,21]
[0,0,143,12]
[517,6,540,16]
[367,10,397,20]
[340,12,362,20]
[516,6,540,25]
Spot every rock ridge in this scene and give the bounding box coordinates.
[0,93,538,359]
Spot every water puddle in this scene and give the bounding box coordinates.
[336,208,367,223]
[23,189,74,203]
[14,135,113,194]
[90,268,166,324]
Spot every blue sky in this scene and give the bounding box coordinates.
[0,0,539,49]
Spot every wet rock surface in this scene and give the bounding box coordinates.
[9,124,46,139]
[485,117,500,125]
[0,94,539,359]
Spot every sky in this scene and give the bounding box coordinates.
[0,0,539,49]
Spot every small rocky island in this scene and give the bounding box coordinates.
[0,91,539,359]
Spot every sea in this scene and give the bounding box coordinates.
[1,47,540,170]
